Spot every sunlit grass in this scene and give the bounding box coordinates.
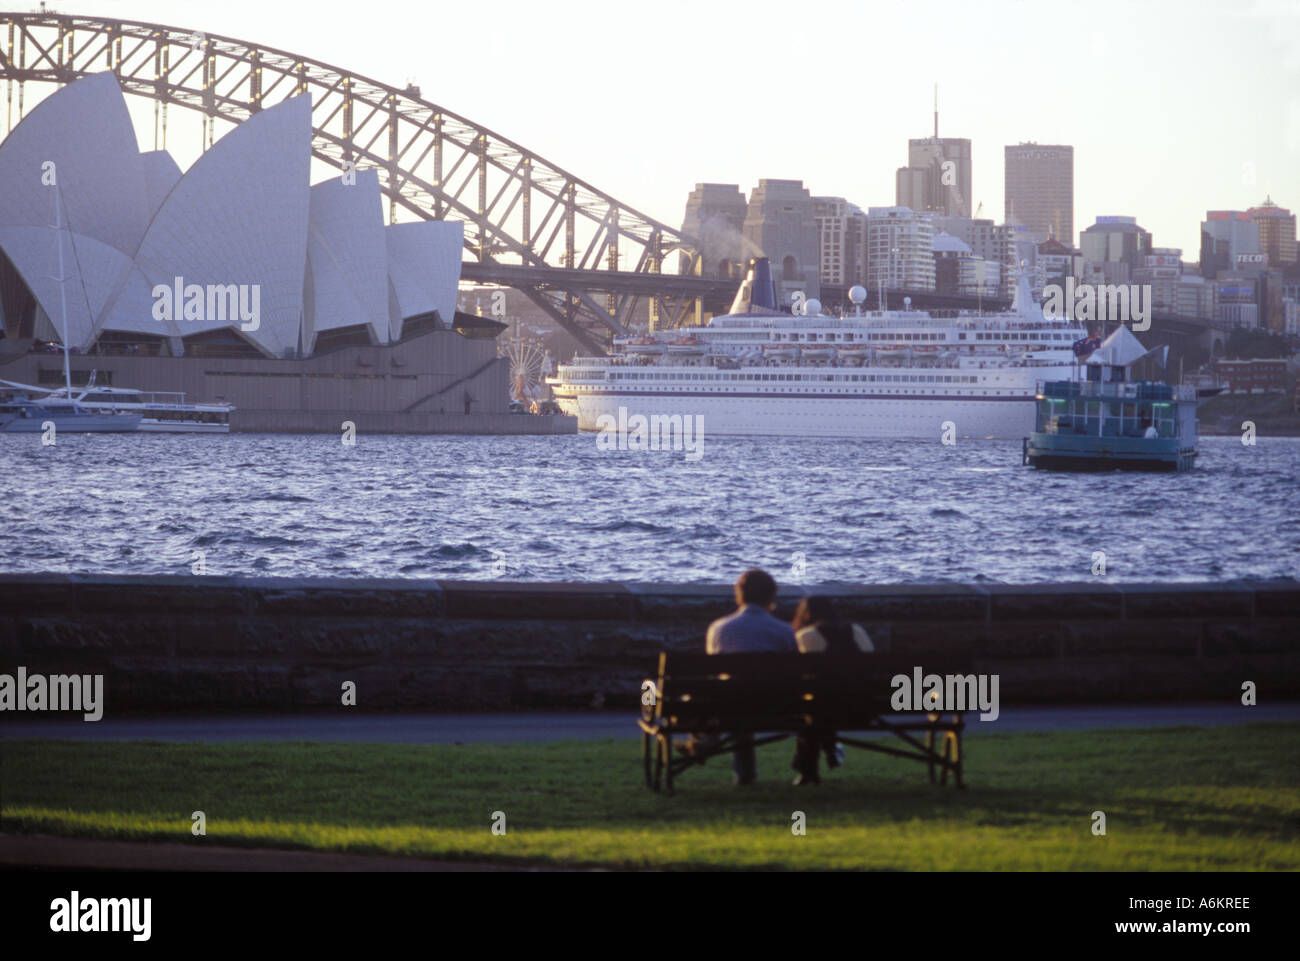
[3,723,1297,870]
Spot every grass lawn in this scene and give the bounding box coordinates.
[3,723,1298,870]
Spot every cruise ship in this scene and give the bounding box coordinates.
[548,258,1092,439]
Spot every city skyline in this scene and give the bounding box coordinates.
[19,0,1298,261]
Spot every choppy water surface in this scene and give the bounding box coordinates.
[1,433,1297,584]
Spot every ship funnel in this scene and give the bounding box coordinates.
[728,257,782,315]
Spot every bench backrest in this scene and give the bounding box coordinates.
[651,652,975,731]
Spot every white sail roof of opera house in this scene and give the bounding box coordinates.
[0,71,151,256]
[305,169,391,353]
[131,93,312,358]
[0,71,465,358]
[386,220,464,342]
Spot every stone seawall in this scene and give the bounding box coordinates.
[1,575,1296,713]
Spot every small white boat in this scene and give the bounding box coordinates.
[0,392,141,433]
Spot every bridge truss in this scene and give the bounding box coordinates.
[0,10,702,353]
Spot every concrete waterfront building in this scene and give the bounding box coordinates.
[813,196,868,286]
[1004,143,1073,245]
[742,179,820,305]
[0,73,552,433]
[1080,216,1153,286]
[1248,196,1298,266]
[866,206,935,292]
[1200,210,1260,278]
[680,183,751,279]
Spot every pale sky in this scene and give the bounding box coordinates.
[19,0,1300,258]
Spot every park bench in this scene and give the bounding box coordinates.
[638,652,970,794]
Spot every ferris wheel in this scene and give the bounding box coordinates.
[501,335,553,405]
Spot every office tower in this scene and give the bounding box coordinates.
[1080,216,1153,285]
[895,91,971,218]
[1248,196,1298,266]
[1004,143,1074,245]
[1200,211,1260,278]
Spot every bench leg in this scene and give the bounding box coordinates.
[940,733,951,786]
[642,732,653,789]
[926,725,936,784]
[652,733,666,793]
[663,734,676,796]
[953,728,965,789]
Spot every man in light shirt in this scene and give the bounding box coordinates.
[699,569,796,784]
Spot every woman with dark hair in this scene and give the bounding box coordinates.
[791,596,873,655]
[789,596,873,786]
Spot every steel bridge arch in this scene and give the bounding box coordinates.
[0,10,701,353]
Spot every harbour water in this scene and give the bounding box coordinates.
[1,433,1297,584]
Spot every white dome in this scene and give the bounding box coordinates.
[932,231,973,255]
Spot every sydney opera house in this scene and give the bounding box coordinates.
[0,72,551,432]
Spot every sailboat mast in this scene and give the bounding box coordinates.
[52,182,72,396]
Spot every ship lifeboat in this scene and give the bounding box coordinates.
[801,346,837,361]
[875,346,912,360]
[665,335,703,354]
[763,344,799,360]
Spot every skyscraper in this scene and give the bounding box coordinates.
[1004,143,1074,245]
[895,91,971,218]
[1199,211,1260,278]
[1248,196,1298,266]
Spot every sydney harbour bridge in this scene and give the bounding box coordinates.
[0,11,1214,358]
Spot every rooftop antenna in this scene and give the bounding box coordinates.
[933,83,939,138]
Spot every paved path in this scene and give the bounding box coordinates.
[3,702,1297,743]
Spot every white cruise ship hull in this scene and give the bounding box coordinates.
[554,391,1037,439]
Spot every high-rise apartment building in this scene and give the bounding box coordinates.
[813,196,868,286]
[866,206,935,292]
[1004,143,1074,245]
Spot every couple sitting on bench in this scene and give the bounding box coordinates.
[696,568,872,786]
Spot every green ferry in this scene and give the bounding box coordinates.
[1023,326,1199,472]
